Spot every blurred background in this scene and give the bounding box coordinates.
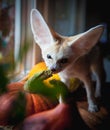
[0,0,110,82]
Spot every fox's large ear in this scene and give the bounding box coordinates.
[68,25,104,58]
[30,9,54,48]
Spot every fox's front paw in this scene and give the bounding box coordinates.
[88,104,99,112]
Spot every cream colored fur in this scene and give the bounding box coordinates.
[30,9,106,112]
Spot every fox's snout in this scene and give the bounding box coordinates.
[49,64,61,73]
[50,67,57,72]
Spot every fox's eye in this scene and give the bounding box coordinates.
[47,54,52,59]
[60,58,68,64]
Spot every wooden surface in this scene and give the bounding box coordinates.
[74,82,110,130]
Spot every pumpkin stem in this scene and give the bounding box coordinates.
[24,70,52,91]
[24,70,58,100]
[24,70,70,103]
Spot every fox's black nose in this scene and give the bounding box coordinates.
[51,68,56,72]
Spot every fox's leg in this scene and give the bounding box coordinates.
[81,74,99,112]
[91,50,106,98]
[91,60,106,98]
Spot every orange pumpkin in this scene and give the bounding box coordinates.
[0,82,58,126]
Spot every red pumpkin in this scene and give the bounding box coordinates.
[0,82,58,126]
[7,82,24,92]
[13,101,90,130]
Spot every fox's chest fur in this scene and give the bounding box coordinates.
[58,46,101,87]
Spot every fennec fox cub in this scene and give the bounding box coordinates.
[30,9,106,112]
